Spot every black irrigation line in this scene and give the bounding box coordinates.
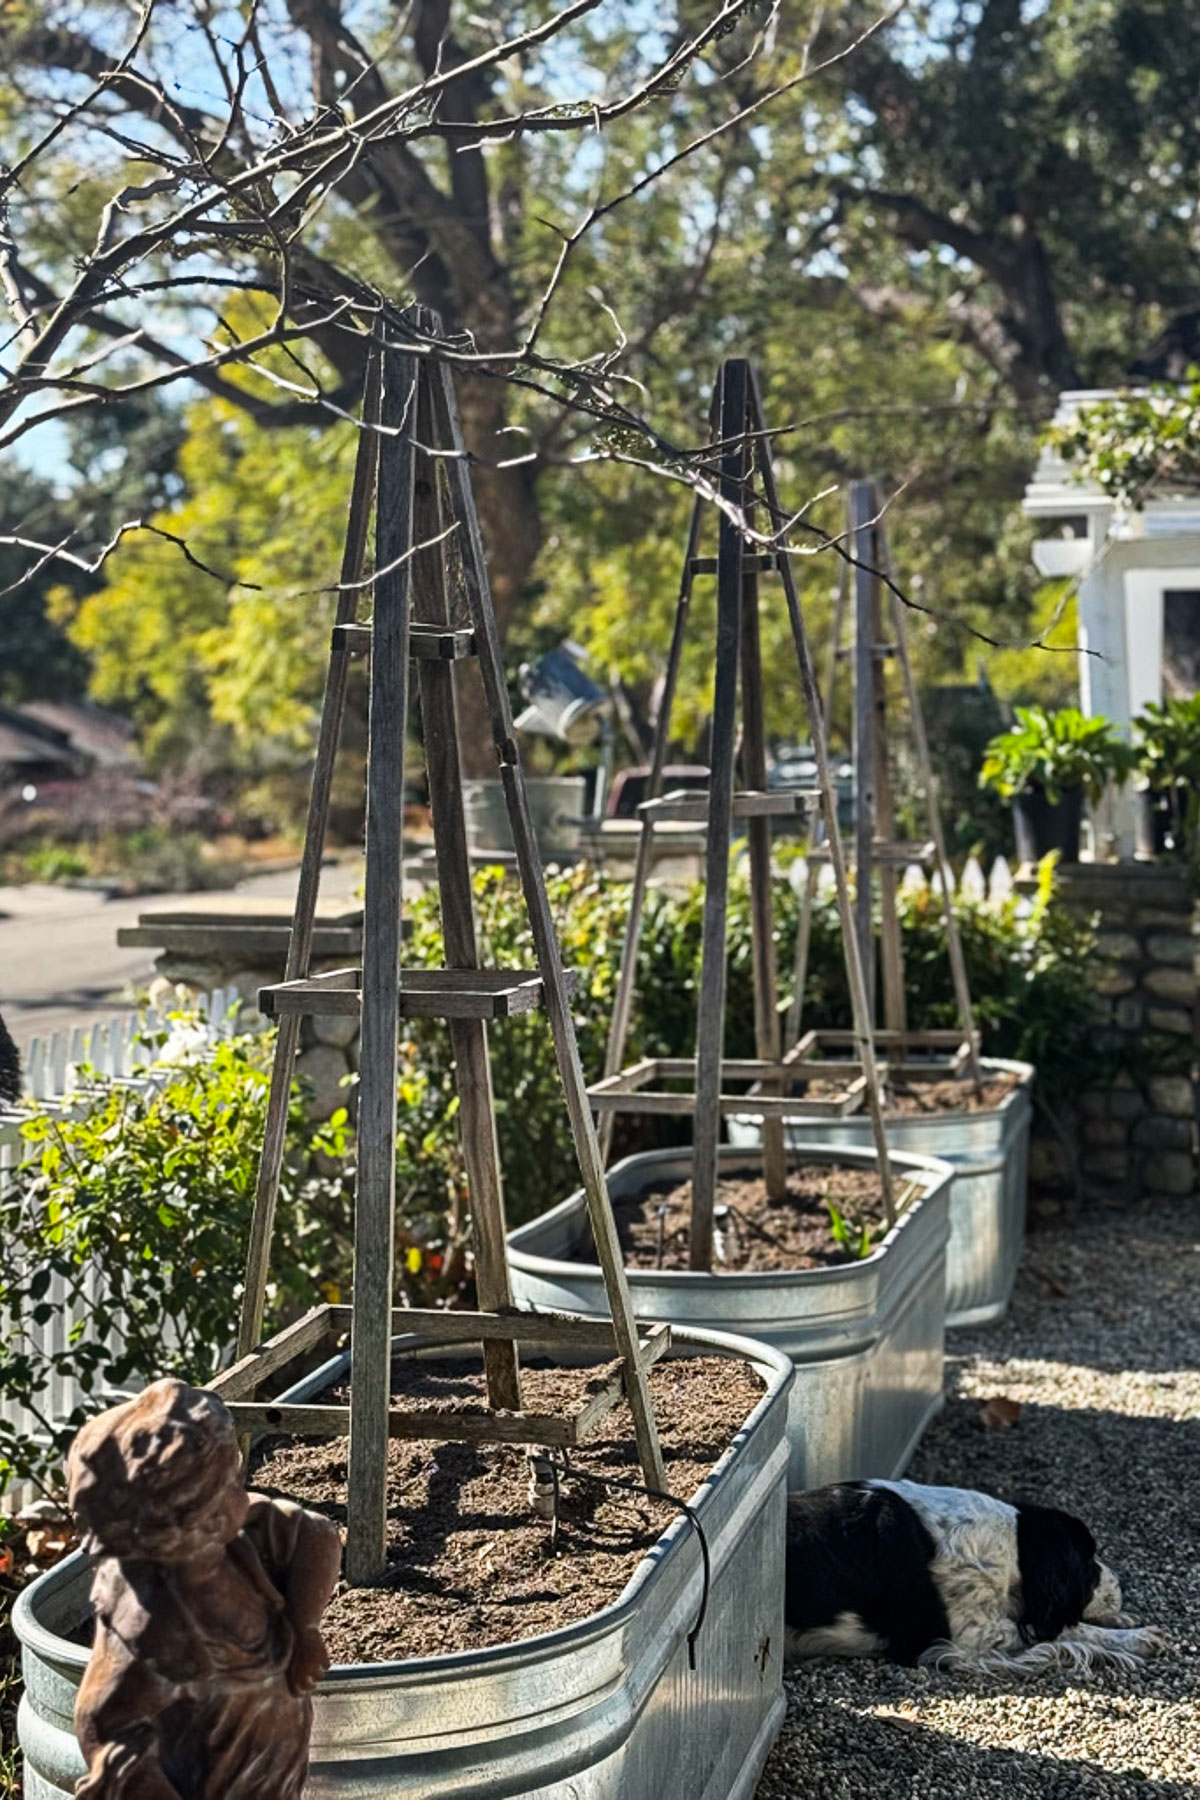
[534,1453,713,1670]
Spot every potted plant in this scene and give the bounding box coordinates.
[1132,694,1200,860]
[979,705,1135,862]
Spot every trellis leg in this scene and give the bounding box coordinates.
[738,466,788,1202]
[236,347,381,1364]
[851,481,879,1031]
[346,346,416,1584]
[852,485,906,1040]
[596,489,705,1164]
[411,370,521,1412]
[431,359,666,1492]
[786,542,848,1047]
[748,372,895,1226]
[881,523,984,1093]
[690,358,748,1270]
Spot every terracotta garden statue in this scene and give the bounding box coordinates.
[66,1377,342,1799]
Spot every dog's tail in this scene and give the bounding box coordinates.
[0,1011,21,1106]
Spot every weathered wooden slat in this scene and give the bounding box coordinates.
[347,341,416,1585]
[336,621,478,660]
[259,967,576,1021]
[236,348,381,1374]
[322,1305,672,1349]
[572,1324,672,1440]
[692,357,749,1271]
[637,788,814,823]
[412,378,521,1416]
[226,1400,582,1447]
[210,1305,338,1400]
[814,1028,977,1050]
[588,1086,865,1119]
[688,554,780,574]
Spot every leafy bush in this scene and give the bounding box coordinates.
[1051,381,1200,506]
[0,1030,350,1498]
[979,705,1135,803]
[402,859,1104,1230]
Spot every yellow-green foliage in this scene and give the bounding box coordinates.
[66,400,356,765]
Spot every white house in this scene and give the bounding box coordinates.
[1023,389,1200,852]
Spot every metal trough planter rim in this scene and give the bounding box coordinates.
[508,1143,954,1292]
[15,1325,792,1688]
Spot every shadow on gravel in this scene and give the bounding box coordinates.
[758,1699,1200,1800]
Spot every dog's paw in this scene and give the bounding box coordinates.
[1134,1626,1169,1657]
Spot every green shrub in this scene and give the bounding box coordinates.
[402,858,1105,1229]
[0,1029,350,1498]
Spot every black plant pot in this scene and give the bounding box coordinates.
[1135,785,1190,858]
[1012,785,1083,863]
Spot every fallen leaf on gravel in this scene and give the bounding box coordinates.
[979,1396,1021,1431]
[874,1709,923,1734]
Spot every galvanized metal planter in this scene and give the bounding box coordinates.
[16,1328,791,1800]
[508,1146,951,1492]
[726,1059,1034,1328]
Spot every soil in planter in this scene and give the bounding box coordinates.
[881,1071,1019,1115]
[602,1165,891,1273]
[252,1354,761,1664]
[793,1070,1018,1115]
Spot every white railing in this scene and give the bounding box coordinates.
[794,852,1021,910]
[0,988,240,1512]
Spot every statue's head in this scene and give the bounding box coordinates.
[67,1378,248,1561]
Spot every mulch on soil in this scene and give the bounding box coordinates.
[253,1354,763,1665]
[603,1165,887,1273]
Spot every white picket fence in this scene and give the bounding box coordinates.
[792,851,1023,910]
[0,988,240,1512]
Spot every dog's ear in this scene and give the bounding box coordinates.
[1015,1504,1099,1644]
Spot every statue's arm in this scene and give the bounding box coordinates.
[76,1639,184,1800]
[245,1493,342,1694]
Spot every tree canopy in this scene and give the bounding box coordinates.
[3,1,1195,775]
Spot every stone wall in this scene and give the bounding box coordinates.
[1028,862,1198,1218]
[125,902,364,1123]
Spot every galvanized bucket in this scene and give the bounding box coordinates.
[508,1145,951,1492]
[16,1328,792,1800]
[463,776,587,863]
[726,1059,1034,1328]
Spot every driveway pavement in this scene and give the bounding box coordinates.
[0,862,363,1055]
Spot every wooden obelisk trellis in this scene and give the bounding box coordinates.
[589,359,899,1270]
[212,315,665,1585]
[791,479,982,1087]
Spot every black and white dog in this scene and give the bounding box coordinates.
[786,1480,1165,1674]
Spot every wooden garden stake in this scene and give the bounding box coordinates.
[346,342,414,1582]
[592,357,897,1243]
[798,476,983,1095]
[230,311,665,1588]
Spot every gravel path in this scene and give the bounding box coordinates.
[757,1197,1200,1799]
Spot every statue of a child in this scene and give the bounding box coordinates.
[67,1377,342,1799]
